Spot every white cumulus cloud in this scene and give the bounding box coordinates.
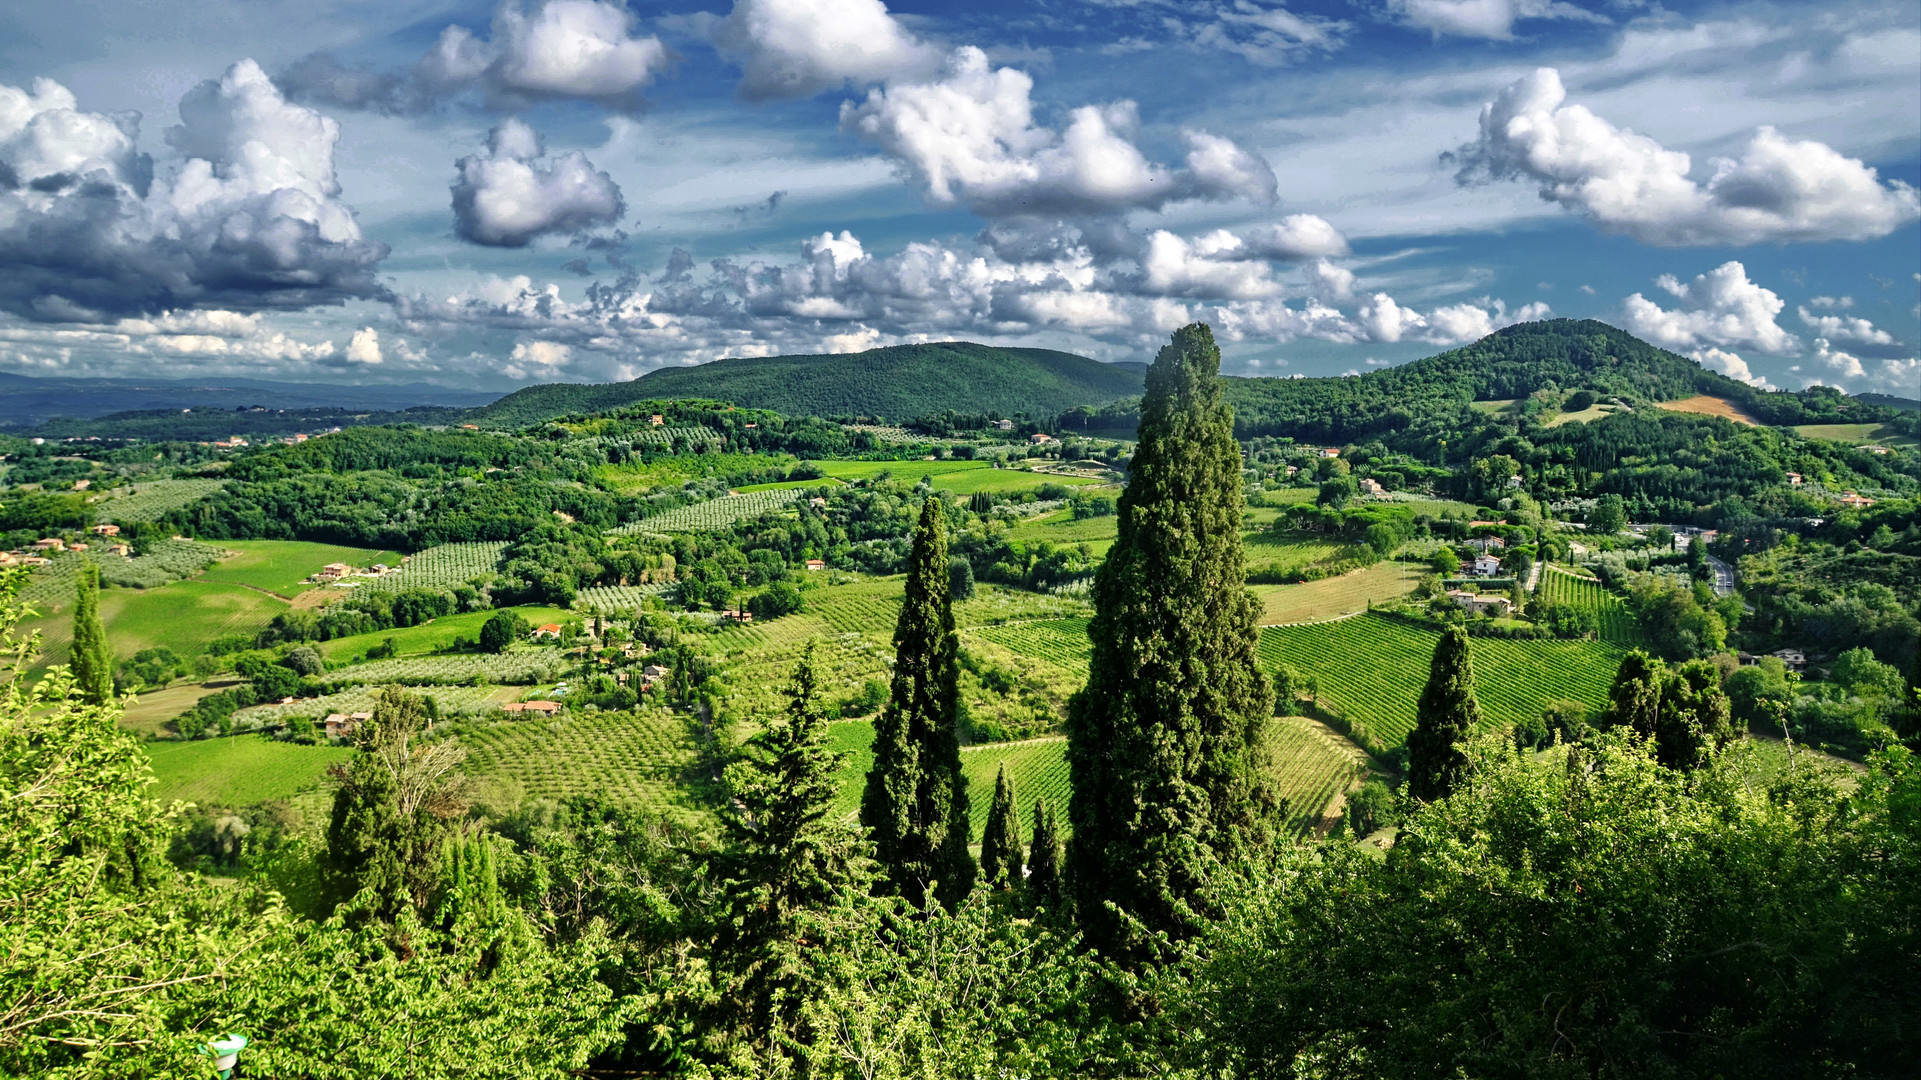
[1621,262,1799,355]
[0,62,386,322]
[1689,347,1773,389]
[1392,0,1607,41]
[344,327,383,365]
[1796,307,1896,349]
[1452,68,1921,246]
[714,0,937,101]
[451,119,625,247]
[839,47,1276,217]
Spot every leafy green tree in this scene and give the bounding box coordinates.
[748,578,805,619]
[1344,778,1400,837]
[1407,625,1479,801]
[1603,650,1666,739]
[978,765,1023,892]
[320,686,469,918]
[1833,647,1906,702]
[1027,800,1063,910]
[1587,492,1628,535]
[1726,658,1794,730]
[1430,547,1461,576]
[1065,323,1276,959]
[714,645,868,1037]
[284,644,325,676]
[479,609,528,653]
[69,562,113,706]
[862,497,974,908]
[948,553,976,601]
[1653,659,1735,770]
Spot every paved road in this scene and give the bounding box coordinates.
[1704,552,1735,596]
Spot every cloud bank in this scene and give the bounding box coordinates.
[451,119,625,247]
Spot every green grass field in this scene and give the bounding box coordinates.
[316,605,576,664]
[733,477,844,493]
[1251,562,1424,625]
[1258,612,1624,750]
[1004,510,1120,554]
[1792,422,1918,449]
[25,580,289,670]
[1546,403,1625,427]
[198,539,402,596]
[143,735,353,806]
[1539,566,1644,645]
[120,679,245,736]
[935,469,1105,495]
[812,459,992,481]
[1244,534,1361,576]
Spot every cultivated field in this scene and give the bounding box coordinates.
[1539,565,1644,645]
[576,584,673,613]
[1792,422,1917,449]
[322,647,572,688]
[1656,395,1760,425]
[1244,534,1361,576]
[454,708,706,825]
[1004,510,1120,555]
[315,605,575,664]
[1250,561,1424,625]
[198,539,401,596]
[1258,612,1624,750]
[232,684,517,727]
[615,489,805,533]
[19,539,224,606]
[92,478,227,523]
[333,542,507,593]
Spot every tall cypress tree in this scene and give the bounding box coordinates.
[1026,800,1063,909]
[861,497,974,907]
[1065,323,1275,958]
[1407,625,1479,802]
[978,765,1023,891]
[713,646,865,1035]
[69,563,113,706]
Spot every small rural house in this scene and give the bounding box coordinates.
[1357,478,1386,496]
[1769,648,1809,673]
[32,538,63,551]
[1447,590,1513,617]
[993,419,1014,431]
[804,558,827,571]
[1837,491,1876,508]
[1785,472,1803,485]
[1319,447,1341,458]
[643,663,670,679]
[1029,433,1055,444]
[503,700,562,715]
[530,623,563,640]
[105,543,132,557]
[324,711,373,740]
[1471,553,1502,576]
[318,562,352,580]
[91,523,120,536]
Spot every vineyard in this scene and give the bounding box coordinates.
[1267,717,1368,835]
[969,619,1091,668]
[19,539,224,605]
[1540,566,1645,645]
[231,684,512,728]
[337,542,507,593]
[575,583,673,613]
[1251,561,1424,625]
[613,489,804,533]
[322,647,570,688]
[454,709,705,825]
[93,478,227,523]
[1258,612,1625,750]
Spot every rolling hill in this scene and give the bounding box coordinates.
[469,342,1144,427]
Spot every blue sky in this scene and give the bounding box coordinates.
[0,0,1915,395]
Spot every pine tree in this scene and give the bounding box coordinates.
[1407,625,1479,802]
[1026,800,1063,910]
[1603,650,1666,741]
[978,765,1024,891]
[714,646,866,1034]
[1065,323,1275,958]
[862,497,974,908]
[69,563,113,706]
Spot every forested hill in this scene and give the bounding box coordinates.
[470,342,1144,427]
[1213,319,1895,444]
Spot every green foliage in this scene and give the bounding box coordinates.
[1407,625,1479,801]
[1163,735,1921,1079]
[862,498,975,908]
[1067,323,1275,959]
[948,552,976,601]
[1587,492,1627,535]
[1344,777,1399,837]
[978,764,1023,892]
[479,609,528,653]
[1600,652,1736,770]
[68,563,113,706]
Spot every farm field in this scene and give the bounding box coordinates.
[935,468,1105,495]
[233,684,517,727]
[19,539,224,606]
[322,646,571,688]
[616,489,805,533]
[316,605,575,664]
[810,459,993,482]
[1792,422,1918,449]
[143,735,353,806]
[454,709,706,825]
[1258,612,1624,749]
[1657,395,1759,425]
[1539,565,1644,645]
[92,478,227,522]
[24,579,288,670]
[734,477,844,493]
[120,679,244,736]
[1251,561,1424,625]
[577,583,672,613]
[198,539,401,596]
[1244,534,1359,576]
[596,451,789,495]
[1004,510,1118,554]
[330,542,507,594]
[1547,403,1625,427]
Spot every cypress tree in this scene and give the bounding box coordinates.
[1602,650,1666,741]
[321,687,465,919]
[713,645,866,1034]
[978,765,1024,891]
[1407,625,1479,802]
[1065,323,1275,958]
[1027,800,1063,909]
[69,563,113,706]
[861,497,974,907]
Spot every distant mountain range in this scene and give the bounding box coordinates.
[10,323,1909,440]
[468,342,1145,427]
[0,371,499,429]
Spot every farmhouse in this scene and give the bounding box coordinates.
[1471,554,1502,576]
[530,623,563,640]
[1769,648,1809,673]
[804,558,827,571]
[91,523,120,536]
[643,663,670,679]
[1467,535,1506,553]
[1837,491,1875,508]
[1029,433,1055,444]
[324,711,373,739]
[1785,472,1803,485]
[1357,477,1386,496]
[107,543,131,556]
[1446,589,1513,617]
[318,562,353,580]
[1319,447,1341,458]
[503,700,562,715]
[993,419,1014,431]
[32,538,64,551]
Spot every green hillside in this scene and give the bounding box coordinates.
[470,342,1143,427]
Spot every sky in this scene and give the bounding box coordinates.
[0,0,1916,395]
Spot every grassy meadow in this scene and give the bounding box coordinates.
[197,539,402,596]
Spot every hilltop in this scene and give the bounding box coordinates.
[469,341,1143,427]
